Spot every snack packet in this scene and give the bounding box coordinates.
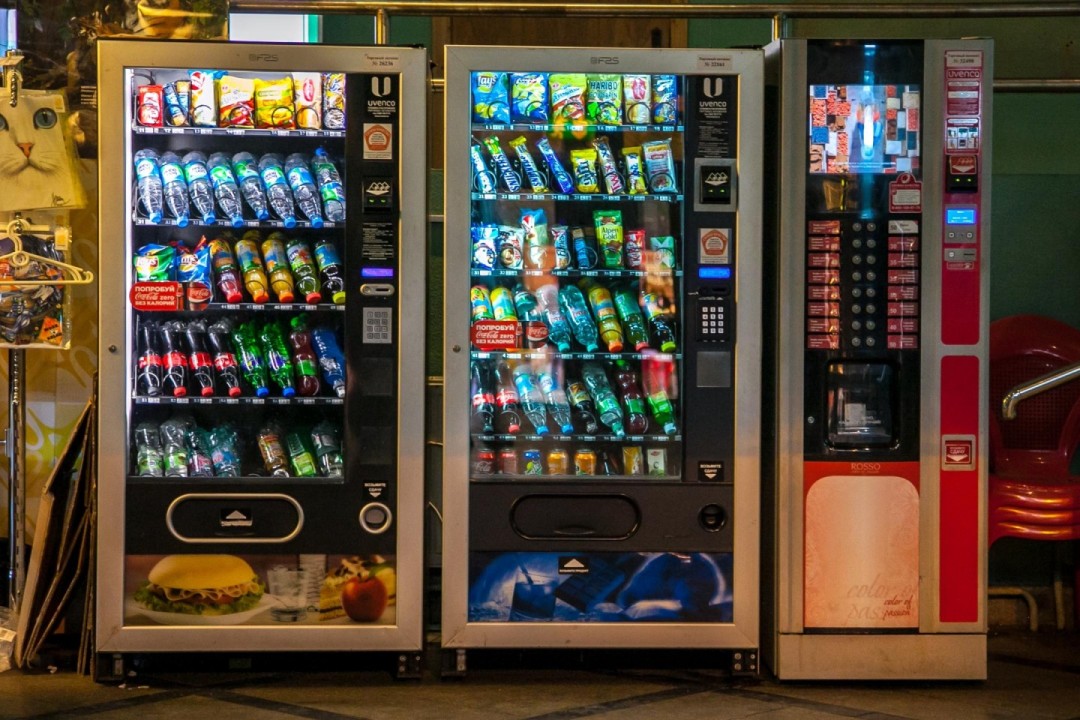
[586,74,622,126]
[509,136,548,193]
[175,80,191,122]
[472,71,510,124]
[551,225,571,270]
[255,77,296,129]
[520,208,551,270]
[652,74,678,125]
[323,73,346,129]
[536,138,574,194]
[649,235,676,270]
[292,72,323,129]
[624,229,645,270]
[622,146,649,195]
[134,244,176,281]
[497,225,525,269]
[593,210,625,269]
[137,85,164,127]
[175,238,212,310]
[549,73,588,123]
[642,138,678,193]
[189,70,221,127]
[471,224,498,270]
[593,136,625,195]
[511,72,549,123]
[483,135,521,193]
[471,144,497,193]
[218,75,256,128]
[623,74,651,125]
[570,148,599,194]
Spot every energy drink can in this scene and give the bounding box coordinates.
[498,448,519,474]
[523,448,543,474]
[573,448,596,476]
[547,448,569,475]
[622,446,644,475]
[470,285,495,322]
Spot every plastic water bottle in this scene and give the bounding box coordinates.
[159,151,190,227]
[558,285,599,352]
[582,280,625,353]
[581,362,625,436]
[257,422,291,476]
[312,326,346,398]
[208,424,242,476]
[566,379,600,434]
[614,285,650,351]
[285,153,324,228]
[613,359,649,434]
[185,423,214,477]
[134,422,164,477]
[311,421,344,477]
[285,238,322,304]
[159,418,190,477]
[258,320,297,398]
[262,232,296,303]
[533,283,572,352]
[314,238,346,305]
[181,151,216,224]
[311,147,346,222]
[231,320,270,398]
[642,356,678,435]
[511,364,549,435]
[207,318,242,397]
[134,148,164,223]
[288,315,322,397]
[235,231,270,303]
[208,152,245,228]
[258,153,297,228]
[231,151,270,221]
[536,367,574,434]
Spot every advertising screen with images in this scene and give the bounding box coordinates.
[808,84,920,175]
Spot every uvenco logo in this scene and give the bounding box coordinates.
[371,76,392,97]
[703,77,723,98]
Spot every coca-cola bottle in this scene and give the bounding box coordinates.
[137,318,163,396]
[494,360,522,434]
[206,318,242,398]
[185,319,215,397]
[471,359,496,434]
[159,320,189,397]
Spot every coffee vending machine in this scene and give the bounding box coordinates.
[764,39,991,680]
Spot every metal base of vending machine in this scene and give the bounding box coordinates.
[776,634,986,681]
[439,646,759,679]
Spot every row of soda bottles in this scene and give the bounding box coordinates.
[134,147,345,229]
[134,415,344,479]
[472,278,677,355]
[137,314,346,399]
[472,357,678,438]
[473,443,671,478]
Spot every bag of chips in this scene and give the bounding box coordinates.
[255,77,296,129]
[218,75,256,128]
[511,72,549,123]
[642,138,677,193]
[189,70,221,127]
[652,74,678,125]
[623,75,651,125]
[293,72,323,130]
[472,71,510,124]
[549,74,588,123]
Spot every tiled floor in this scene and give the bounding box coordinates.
[1,631,1078,720]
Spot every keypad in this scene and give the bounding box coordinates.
[363,307,393,344]
[698,297,728,342]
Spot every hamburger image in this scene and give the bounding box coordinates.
[134,554,265,616]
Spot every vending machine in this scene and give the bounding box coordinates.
[764,38,991,679]
[442,46,763,668]
[95,40,427,674]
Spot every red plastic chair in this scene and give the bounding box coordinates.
[989,314,1080,630]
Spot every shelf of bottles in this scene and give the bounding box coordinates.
[128,67,351,482]
[467,71,685,482]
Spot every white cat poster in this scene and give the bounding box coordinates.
[0,89,87,212]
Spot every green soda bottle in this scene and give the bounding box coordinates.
[286,431,318,477]
[258,319,297,398]
[285,238,322,304]
[231,320,270,397]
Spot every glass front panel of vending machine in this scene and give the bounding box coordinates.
[97,41,426,657]
[446,47,762,649]
[467,73,686,485]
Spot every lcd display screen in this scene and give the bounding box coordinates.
[809,84,920,175]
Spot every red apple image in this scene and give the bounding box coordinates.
[340,576,388,622]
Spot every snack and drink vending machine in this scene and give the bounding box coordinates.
[95,40,427,674]
[764,38,991,679]
[442,46,763,666]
